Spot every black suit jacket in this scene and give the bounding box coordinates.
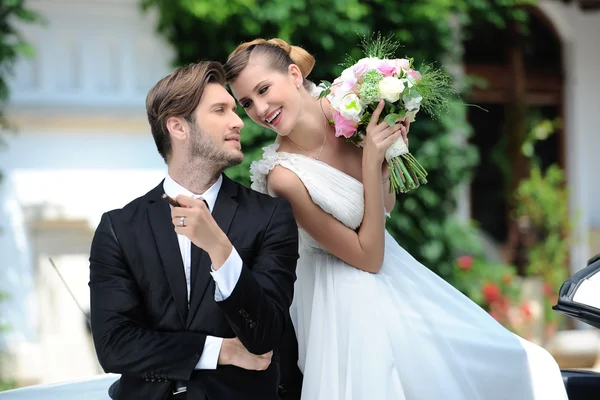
[89,175,299,400]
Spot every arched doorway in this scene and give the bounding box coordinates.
[464,7,565,272]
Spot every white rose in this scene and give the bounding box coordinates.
[337,93,364,122]
[378,77,405,103]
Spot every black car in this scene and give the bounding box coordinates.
[554,252,600,399]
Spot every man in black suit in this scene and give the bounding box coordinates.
[89,61,299,400]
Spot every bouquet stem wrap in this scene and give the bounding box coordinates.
[385,137,428,193]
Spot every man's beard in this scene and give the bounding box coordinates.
[188,125,243,170]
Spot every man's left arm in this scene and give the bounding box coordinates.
[213,199,298,355]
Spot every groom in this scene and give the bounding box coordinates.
[89,61,299,400]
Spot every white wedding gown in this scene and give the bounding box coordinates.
[250,144,568,400]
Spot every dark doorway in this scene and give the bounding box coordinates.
[464,7,564,260]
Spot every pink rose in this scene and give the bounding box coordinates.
[407,69,422,81]
[377,60,397,77]
[339,68,357,91]
[352,59,370,77]
[332,111,358,138]
[353,57,382,75]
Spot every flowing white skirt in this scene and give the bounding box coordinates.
[290,231,568,400]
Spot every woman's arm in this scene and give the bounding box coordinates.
[319,95,404,215]
[269,101,405,273]
[268,166,384,273]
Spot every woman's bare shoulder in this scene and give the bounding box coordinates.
[266,164,305,198]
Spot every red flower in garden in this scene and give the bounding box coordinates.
[456,255,474,271]
[482,282,502,304]
[520,302,533,320]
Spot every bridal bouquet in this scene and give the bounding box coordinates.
[318,34,455,194]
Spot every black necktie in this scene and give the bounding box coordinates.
[189,198,210,304]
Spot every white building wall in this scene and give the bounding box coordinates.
[1,0,172,386]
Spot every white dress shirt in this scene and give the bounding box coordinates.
[163,174,242,369]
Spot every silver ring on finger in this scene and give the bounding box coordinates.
[179,216,186,227]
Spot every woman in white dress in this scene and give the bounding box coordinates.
[224,38,568,400]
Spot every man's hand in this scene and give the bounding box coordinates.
[171,195,232,269]
[218,338,272,371]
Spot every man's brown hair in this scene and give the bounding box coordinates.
[146,61,226,163]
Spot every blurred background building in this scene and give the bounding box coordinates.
[0,0,172,387]
[0,0,599,390]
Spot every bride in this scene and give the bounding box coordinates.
[224,38,568,400]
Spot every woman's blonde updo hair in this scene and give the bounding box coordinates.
[224,38,315,89]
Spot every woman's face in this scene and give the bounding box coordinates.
[229,55,304,137]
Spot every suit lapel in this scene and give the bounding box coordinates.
[186,175,239,328]
[147,183,188,325]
